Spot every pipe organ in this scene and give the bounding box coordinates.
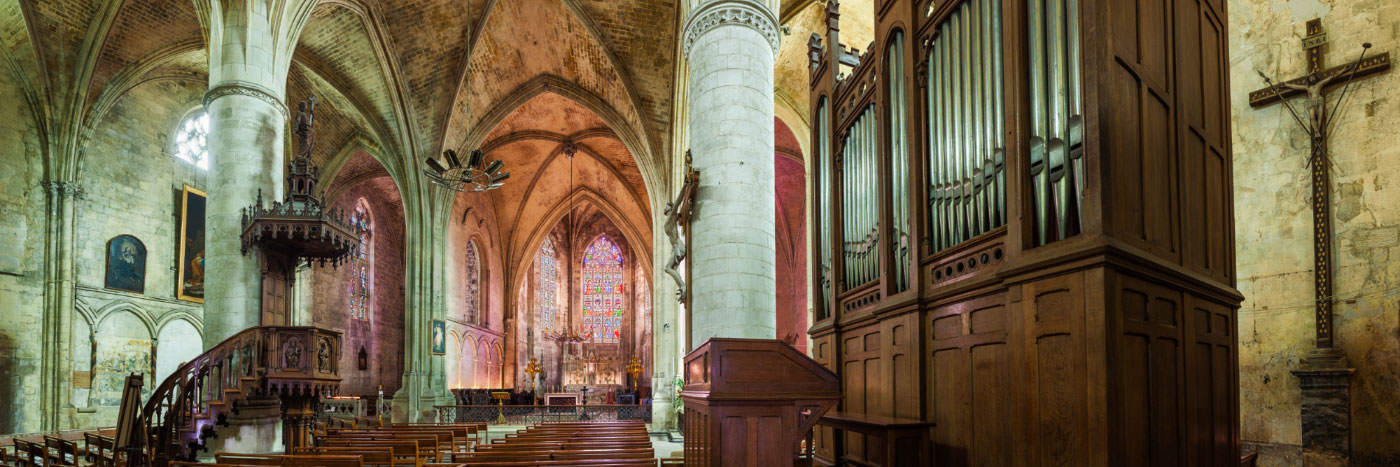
[840,105,879,290]
[926,0,1005,253]
[806,0,1241,465]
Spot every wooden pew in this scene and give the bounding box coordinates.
[215,452,365,467]
[294,446,400,467]
[325,432,446,461]
[324,439,427,464]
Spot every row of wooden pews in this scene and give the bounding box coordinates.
[447,420,654,466]
[169,422,488,467]
[3,428,119,467]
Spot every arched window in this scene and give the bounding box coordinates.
[348,199,372,320]
[464,240,483,326]
[173,111,210,170]
[536,239,559,334]
[581,236,624,344]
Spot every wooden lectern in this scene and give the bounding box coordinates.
[681,338,840,467]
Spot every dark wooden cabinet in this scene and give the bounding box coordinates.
[806,0,1240,465]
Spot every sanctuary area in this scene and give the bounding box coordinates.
[0,0,1397,466]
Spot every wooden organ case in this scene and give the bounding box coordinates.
[806,0,1240,465]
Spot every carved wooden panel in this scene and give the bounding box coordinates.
[1111,272,1185,466]
[1105,0,1181,260]
[839,324,882,463]
[1174,0,1234,285]
[1184,294,1238,466]
[811,333,837,460]
[1021,272,1090,467]
[927,293,1010,467]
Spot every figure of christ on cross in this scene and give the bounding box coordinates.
[1251,18,1390,356]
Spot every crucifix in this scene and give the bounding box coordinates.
[1251,18,1390,356]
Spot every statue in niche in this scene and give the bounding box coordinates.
[358,346,369,370]
[317,337,332,373]
[285,339,303,369]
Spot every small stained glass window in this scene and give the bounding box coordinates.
[581,237,624,344]
[348,199,372,320]
[173,112,210,170]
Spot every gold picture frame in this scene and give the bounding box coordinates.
[177,185,206,303]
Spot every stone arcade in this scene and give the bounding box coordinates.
[0,0,1398,466]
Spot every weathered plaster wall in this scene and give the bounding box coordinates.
[1230,1,1400,465]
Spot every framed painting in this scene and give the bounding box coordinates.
[431,319,447,355]
[104,235,146,293]
[177,185,206,303]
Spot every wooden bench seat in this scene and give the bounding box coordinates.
[215,452,366,467]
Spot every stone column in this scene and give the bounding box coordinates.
[201,1,301,346]
[683,0,782,346]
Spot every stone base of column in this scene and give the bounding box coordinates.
[1292,348,1355,467]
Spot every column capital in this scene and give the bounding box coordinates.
[203,81,290,121]
[683,0,781,57]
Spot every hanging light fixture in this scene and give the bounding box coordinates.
[423,149,510,192]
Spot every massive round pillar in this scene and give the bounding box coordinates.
[202,83,288,347]
[683,0,781,346]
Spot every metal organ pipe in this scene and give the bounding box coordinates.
[817,99,832,317]
[888,31,909,293]
[842,105,878,289]
[1027,0,1084,245]
[926,0,1006,255]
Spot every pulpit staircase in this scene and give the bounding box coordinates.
[126,326,342,466]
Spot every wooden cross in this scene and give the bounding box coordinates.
[1250,19,1390,350]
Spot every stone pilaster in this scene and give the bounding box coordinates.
[683,0,782,346]
[1294,350,1356,467]
[39,180,80,430]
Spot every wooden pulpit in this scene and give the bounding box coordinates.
[681,338,840,467]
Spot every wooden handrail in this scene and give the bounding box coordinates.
[130,326,342,466]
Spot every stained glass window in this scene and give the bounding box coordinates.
[536,239,559,334]
[465,240,482,326]
[348,199,372,320]
[581,237,624,344]
[173,111,209,170]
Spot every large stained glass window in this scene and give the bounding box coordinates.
[581,237,624,344]
[348,199,372,320]
[536,239,559,334]
[465,240,483,326]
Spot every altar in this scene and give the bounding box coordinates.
[543,393,582,406]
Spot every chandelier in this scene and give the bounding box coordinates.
[423,149,510,192]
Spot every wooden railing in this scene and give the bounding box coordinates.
[132,326,342,466]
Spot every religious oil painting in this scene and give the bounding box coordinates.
[104,235,147,293]
[431,319,447,355]
[177,185,206,303]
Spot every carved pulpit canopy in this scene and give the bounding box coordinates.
[240,96,359,266]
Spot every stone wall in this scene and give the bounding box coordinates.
[307,178,406,396]
[445,189,507,390]
[1230,1,1400,465]
[68,79,209,429]
[0,75,211,433]
[0,40,48,435]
